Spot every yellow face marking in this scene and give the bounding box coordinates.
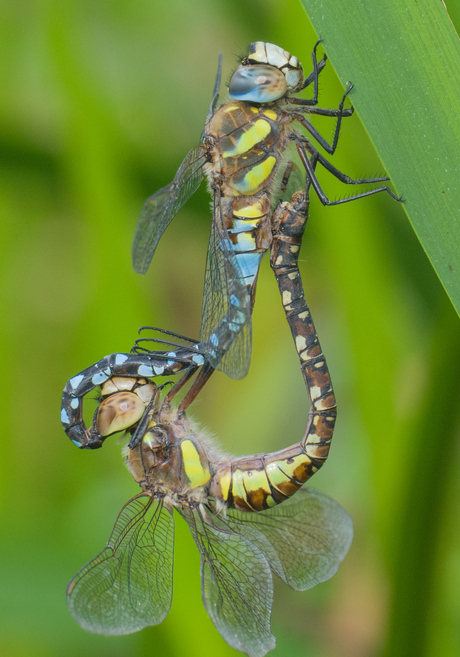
[264,109,277,120]
[233,201,266,218]
[181,440,210,488]
[233,156,277,194]
[223,119,272,157]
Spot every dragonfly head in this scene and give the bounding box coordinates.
[229,42,304,103]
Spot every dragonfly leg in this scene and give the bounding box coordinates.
[177,362,215,415]
[293,135,402,204]
[296,39,327,105]
[290,83,354,154]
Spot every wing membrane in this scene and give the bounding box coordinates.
[132,145,207,274]
[179,506,275,657]
[226,487,353,591]
[67,494,174,635]
[199,189,252,379]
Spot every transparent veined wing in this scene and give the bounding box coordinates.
[179,506,275,657]
[67,494,174,635]
[132,144,207,275]
[225,487,353,591]
[199,188,252,379]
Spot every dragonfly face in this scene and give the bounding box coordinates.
[132,41,399,382]
[66,381,353,656]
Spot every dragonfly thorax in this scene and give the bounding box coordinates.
[126,409,218,507]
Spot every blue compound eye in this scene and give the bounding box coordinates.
[229,64,287,102]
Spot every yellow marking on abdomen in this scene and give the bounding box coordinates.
[233,200,266,218]
[266,453,312,496]
[181,440,210,488]
[232,468,276,510]
[223,119,272,157]
[233,156,277,195]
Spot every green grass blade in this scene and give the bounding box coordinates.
[299,0,460,316]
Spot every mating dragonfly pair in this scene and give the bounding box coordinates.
[61,41,399,657]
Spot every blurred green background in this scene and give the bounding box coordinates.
[1,1,460,656]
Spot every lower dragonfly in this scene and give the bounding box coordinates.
[132,40,401,381]
[65,186,353,657]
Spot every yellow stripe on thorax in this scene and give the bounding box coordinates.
[223,119,271,157]
[233,156,277,195]
[181,439,210,488]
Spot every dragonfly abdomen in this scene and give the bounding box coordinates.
[225,194,272,290]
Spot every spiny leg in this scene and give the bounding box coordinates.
[294,39,327,106]
[290,84,354,155]
[293,135,402,204]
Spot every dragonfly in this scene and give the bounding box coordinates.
[132,40,401,381]
[66,185,353,657]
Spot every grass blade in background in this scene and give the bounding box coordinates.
[299,0,460,316]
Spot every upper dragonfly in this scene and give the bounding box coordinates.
[132,41,400,380]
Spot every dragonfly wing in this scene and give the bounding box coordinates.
[199,189,252,379]
[132,144,207,275]
[179,506,275,657]
[226,487,353,591]
[67,494,174,635]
